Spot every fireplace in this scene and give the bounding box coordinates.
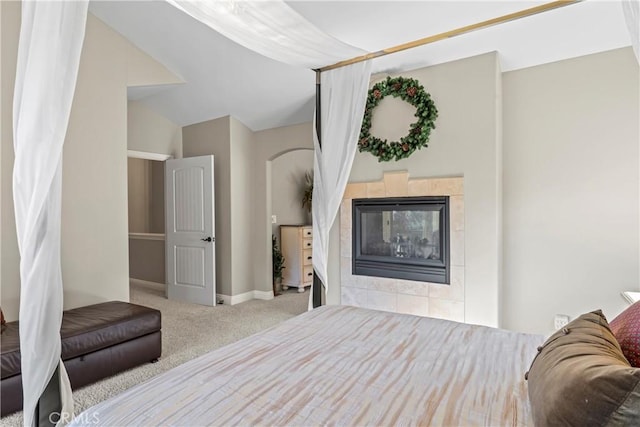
[352,196,450,284]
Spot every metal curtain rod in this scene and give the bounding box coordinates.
[316,0,581,73]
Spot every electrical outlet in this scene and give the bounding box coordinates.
[271,215,277,224]
[554,314,570,330]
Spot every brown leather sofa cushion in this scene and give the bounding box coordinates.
[0,322,20,379]
[1,301,160,379]
[60,301,160,359]
[526,310,640,426]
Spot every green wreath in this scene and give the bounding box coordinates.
[358,76,438,162]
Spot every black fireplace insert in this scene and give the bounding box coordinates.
[352,196,449,284]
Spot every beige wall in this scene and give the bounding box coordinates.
[230,117,254,295]
[126,43,183,89]
[271,150,314,240]
[329,53,503,327]
[150,161,165,233]
[251,122,315,296]
[128,100,182,158]
[0,7,178,321]
[129,239,165,284]
[182,116,232,295]
[127,158,165,284]
[128,158,151,233]
[502,47,639,334]
[62,13,134,312]
[127,158,165,234]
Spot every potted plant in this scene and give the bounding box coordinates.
[301,170,313,221]
[272,235,285,295]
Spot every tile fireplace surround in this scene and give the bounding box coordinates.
[340,171,465,322]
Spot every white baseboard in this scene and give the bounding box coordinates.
[253,290,274,301]
[216,292,251,305]
[130,278,165,292]
[216,290,274,305]
[130,279,274,305]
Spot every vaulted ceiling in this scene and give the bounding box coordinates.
[89,1,632,131]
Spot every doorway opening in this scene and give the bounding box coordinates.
[269,148,313,295]
[127,151,170,295]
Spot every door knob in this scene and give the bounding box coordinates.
[201,237,213,242]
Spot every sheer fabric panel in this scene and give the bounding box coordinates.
[13,1,88,425]
[622,1,639,63]
[311,61,372,305]
[166,0,365,68]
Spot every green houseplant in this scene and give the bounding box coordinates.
[272,235,285,295]
[301,170,313,213]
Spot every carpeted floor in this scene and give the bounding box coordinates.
[1,282,308,427]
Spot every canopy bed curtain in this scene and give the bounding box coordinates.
[165,0,363,69]
[311,62,372,308]
[623,0,639,63]
[13,1,88,426]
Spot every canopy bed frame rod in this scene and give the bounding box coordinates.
[313,72,322,308]
[315,0,581,73]
[311,0,580,308]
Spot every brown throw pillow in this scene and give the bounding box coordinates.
[526,310,640,426]
[1,307,5,334]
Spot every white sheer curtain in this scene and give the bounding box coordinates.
[13,1,88,426]
[165,0,365,68]
[622,0,639,63]
[312,61,372,303]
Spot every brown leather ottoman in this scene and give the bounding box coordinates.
[0,301,161,416]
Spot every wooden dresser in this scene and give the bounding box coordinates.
[280,225,313,293]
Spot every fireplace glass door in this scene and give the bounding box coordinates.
[353,196,449,284]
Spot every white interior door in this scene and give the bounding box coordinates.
[165,155,216,306]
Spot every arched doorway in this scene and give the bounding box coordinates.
[268,148,313,294]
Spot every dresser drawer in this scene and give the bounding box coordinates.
[303,249,313,266]
[303,265,314,283]
[280,225,314,291]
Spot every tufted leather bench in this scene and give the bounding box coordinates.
[0,301,161,416]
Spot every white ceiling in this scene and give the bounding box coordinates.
[89,0,632,131]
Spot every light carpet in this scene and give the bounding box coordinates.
[1,283,308,427]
